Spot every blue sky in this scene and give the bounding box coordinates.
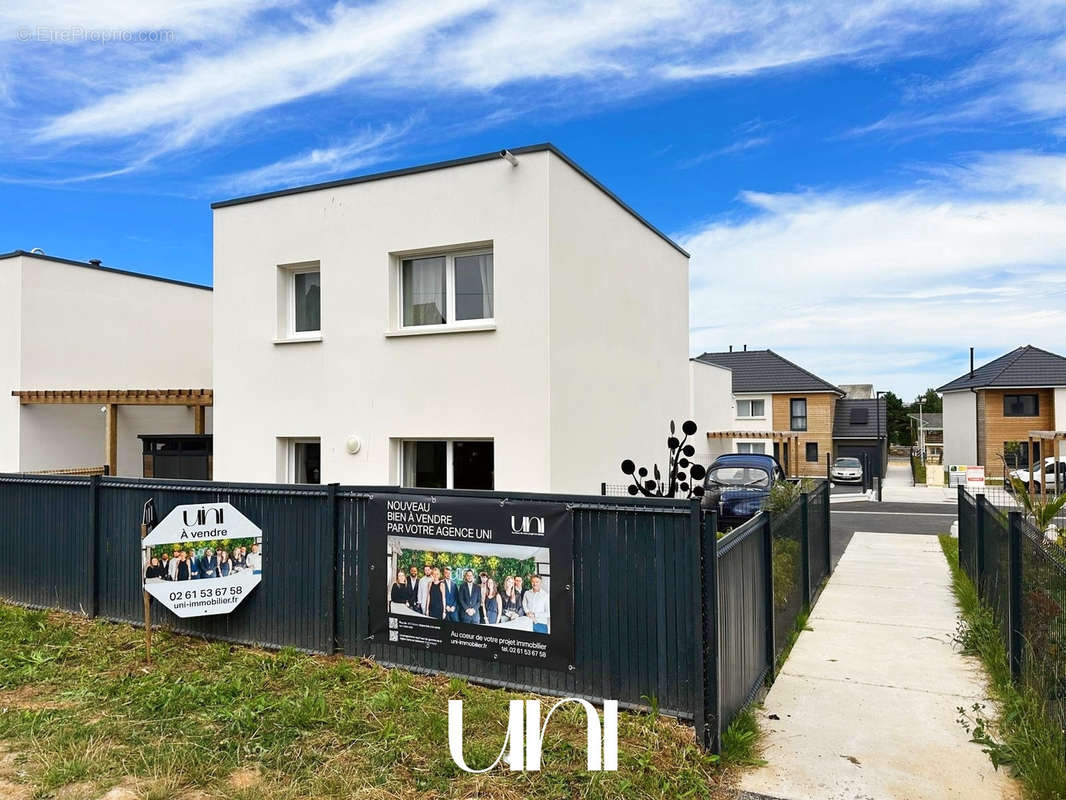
[3,1,1066,399]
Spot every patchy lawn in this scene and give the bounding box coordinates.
[0,603,737,799]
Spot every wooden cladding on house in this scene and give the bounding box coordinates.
[773,392,837,477]
[976,388,1055,472]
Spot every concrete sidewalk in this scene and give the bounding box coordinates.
[881,457,955,503]
[738,532,1019,800]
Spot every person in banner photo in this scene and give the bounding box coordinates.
[427,568,447,620]
[390,570,413,605]
[457,570,481,622]
[442,566,458,621]
[522,575,549,633]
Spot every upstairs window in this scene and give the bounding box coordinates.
[401,249,493,328]
[736,399,765,418]
[1003,394,1039,417]
[277,262,321,340]
[790,398,808,431]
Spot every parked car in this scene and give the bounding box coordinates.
[830,457,863,485]
[1008,456,1066,492]
[701,453,786,529]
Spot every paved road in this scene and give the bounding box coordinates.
[830,501,957,569]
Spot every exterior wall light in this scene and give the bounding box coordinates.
[345,436,362,455]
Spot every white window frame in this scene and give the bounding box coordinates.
[278,437,321,483]
[387,245,495,336]
[736,441,767,455]
[396,438,494,489]
[276,261,322,343]
[736,398,766,419]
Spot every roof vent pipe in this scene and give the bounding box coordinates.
[728,345,733,352]
[89,259,101,266]
[743,344,747,351]
[970,347,974,379]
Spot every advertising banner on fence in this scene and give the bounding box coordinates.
[142,502,263,618]
[368,494,573,670]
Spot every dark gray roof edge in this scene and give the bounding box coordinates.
[0,250,212,291]
[695,350,845,395]
[940,382,1066,391]
[209,143,690,258]
[936,345,1066,391]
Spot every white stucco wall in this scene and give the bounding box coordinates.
[0,257,22,472]
[212,151,555,488]
[1055,388,1066,458]
[212,149,690,493]
[4,254,213,476]
[942,390,977,466]
[547,155,690,492]
[689,361,732,466]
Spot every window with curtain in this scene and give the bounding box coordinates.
[736,399,765,418]
[293,270,321,333]
[400,440,494,489]
[400,249,493,328]
[402,256,446,326]
[790,398,807,431]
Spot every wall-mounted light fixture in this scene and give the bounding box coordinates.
[345,435,362,455]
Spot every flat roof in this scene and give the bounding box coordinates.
[0,250,211,291]
[210,143,689,258]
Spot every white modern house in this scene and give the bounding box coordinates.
[0,250,213,477]
[210,144,690,493]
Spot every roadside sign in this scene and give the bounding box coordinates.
[948,465,968,487]
[142,502,262,618]
[965,465,986,488]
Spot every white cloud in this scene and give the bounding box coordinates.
[679,136,771,167]
[683,150,1066,398]
[213,122,410,196]
[24,0,997,157]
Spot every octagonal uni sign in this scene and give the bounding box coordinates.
[142,502,262,618]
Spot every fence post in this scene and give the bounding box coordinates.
[825,453,831,485]
[974,492,986,590]
[800,492,811,606]
[1007,511,1024,682]
[356,494,370,657]
[823,480,832,576]
[695,505,721,752]
[601,482,607,496]
[87,475,100,618]
[327,483,339,654]
[762,511,776,681]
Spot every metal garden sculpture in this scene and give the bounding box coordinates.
[620,420,706,499]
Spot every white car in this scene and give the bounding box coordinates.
[830,457,863,485]
[1009,456,1066,492]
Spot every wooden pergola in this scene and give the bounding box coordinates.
[12,389,213,476]
[1026,430,1066,500]
[706,430,800,477]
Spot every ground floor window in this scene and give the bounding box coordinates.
[279,438,321,484]
[401,439,494,490]
[1003,440,1039,470]
[806,442,819,462]
[736,442,766,454]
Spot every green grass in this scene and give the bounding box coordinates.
[0,603,736,799]
[938,536,1066,800]
[719,706,763,767]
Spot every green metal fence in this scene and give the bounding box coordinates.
[957,485,1066,737]
[0,472,832,753]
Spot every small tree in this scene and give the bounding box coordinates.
[620,420,706,499]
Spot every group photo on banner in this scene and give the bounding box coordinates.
[387,539,552,633]
[369,494,573,670]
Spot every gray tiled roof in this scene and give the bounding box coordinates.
[937,345,1066,392]
[694,350,843,395]
[833,398,887,439]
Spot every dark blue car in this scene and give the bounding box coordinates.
[701,453,785,530]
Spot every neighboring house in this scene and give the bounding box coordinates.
[691,349,846,477]
[908,412,943,463]
[938,345,1066,475]
[210,144,689,492]
[0,250,212,477]
[833,398,888,478]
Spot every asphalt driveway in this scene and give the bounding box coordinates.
[829,501,957,569]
